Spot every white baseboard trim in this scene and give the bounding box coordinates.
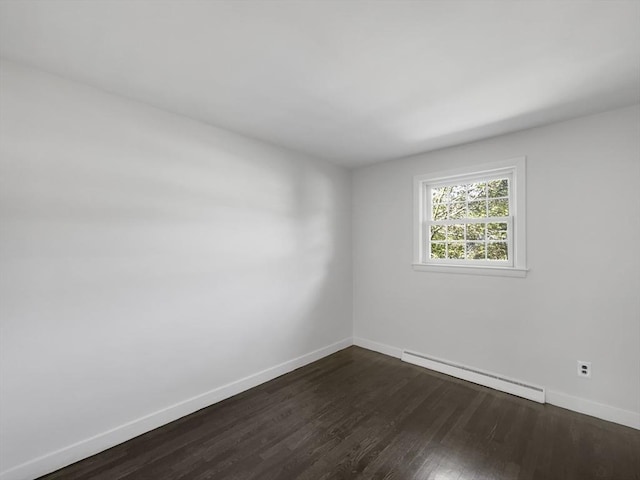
[401,350,545,404]
[353,336,402,358]
[354,336,639,431]
[0,337,353,480]
[546,390,640,430]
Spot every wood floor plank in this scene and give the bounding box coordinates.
[38,346,640,480]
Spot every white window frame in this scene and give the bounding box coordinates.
[413,157,527,277]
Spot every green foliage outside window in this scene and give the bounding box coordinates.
[429,179,510,261]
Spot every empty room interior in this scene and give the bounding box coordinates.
[1,1,640,479]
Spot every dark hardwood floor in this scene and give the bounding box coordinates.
[39,346,640,480]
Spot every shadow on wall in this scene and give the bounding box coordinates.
[0,60,350,471]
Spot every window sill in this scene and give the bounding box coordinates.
[412,263,528,278]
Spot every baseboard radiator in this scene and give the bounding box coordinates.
[401,350,545,404]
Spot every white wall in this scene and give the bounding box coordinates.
[353,106,640,423]
[0,60,352,476]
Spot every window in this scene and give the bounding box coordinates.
[413,157,527,277]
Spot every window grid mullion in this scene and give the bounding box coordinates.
[427,216,509,227]
[425,178,512,263]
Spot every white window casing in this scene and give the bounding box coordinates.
[413,157,527,277]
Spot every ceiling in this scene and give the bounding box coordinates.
[1,1,639,167]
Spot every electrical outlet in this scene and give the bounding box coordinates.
[577,361,591,378]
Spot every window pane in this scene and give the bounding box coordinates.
[431,242,446,259]
[488,179,508,198]
[466,242,486,260]
[487,222,508,240]
[466,223,485,240]
[432,203,447,220]
[448,202,466,219]
[431,186,451,203]
[448,224,464,240]
[488,198,509,217]
[487,242,508,260]
[450,184,466,202]
[467,182,486,200]
[447,242,464,259]
[468,200,487,218]
[420,162,524,269]
[430,225,446,241]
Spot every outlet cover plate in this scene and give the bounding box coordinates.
[577,361,592,378]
